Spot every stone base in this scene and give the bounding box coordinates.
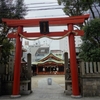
[80,77,100,97]
[64,90,72,95]
[71,95,82,98]
[10,95,21,98]
[20,90,32,95]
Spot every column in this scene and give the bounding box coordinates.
[64,52,68,91]
[11,26,23,97]
[68,24,80,96]
[27,53,32,92]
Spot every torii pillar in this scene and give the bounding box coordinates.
[11,26,23,97]
[68,24,80,97]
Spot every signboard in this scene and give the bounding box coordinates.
[39,21,49,34]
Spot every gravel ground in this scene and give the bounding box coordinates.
[0,75,100,100]
[31,75,65,89]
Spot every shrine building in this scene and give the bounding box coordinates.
[32,53,64,75]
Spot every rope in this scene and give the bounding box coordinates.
[19,31,78,40]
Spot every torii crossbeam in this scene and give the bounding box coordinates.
[2,14,89,97]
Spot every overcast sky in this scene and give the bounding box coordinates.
[23,0,67,50]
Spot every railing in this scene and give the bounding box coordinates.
[80,62,100,75]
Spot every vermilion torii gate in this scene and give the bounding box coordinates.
[2,14,89,97]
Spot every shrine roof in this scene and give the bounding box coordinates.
[39,52,63,62]
[32,52,64,65]
[38,59,64,64]
[32,60,64,65]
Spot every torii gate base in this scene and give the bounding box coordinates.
[2,14,89,98]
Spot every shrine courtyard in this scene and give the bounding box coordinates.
[0,75,100,100]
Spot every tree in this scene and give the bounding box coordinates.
[79,18,100,61]
[58,0,100,61]
[13,0,27,19]
[0,0,27,64]
[57,0,100,18]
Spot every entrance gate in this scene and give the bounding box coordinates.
[2,14,89,97]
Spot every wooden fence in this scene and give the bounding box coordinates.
[80,62,100,75]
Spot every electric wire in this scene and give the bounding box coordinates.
[27,5,63,8]
[26,2,58,5]
[0,2,99,18]
[27,7,63,11]
[25,14,67,18]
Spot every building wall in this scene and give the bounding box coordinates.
[59,37,69,58]
[23,40,50,63]
[59,36,82,58]
[35,47,50,61]
[23,45,40,63]
[50,50,64,59]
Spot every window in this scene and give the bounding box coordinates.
[41,49,45,52]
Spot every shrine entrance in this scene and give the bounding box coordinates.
[2,14,89,97]
[32,53,65,75]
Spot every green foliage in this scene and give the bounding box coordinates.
[0,0,27,22]
[0,37,14,64]
[0,0,27,64]
[57,0,100,18]
[12,0,27,19]
[58,0,100,61]
[58,0,92,16]
[79,19,100,61]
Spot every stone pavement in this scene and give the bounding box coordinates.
[0,77,100,100]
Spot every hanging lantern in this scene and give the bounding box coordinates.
[43,67,45,71]
[56,67,59,71]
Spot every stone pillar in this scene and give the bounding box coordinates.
[64,52,68,90]
[27,53,32,92]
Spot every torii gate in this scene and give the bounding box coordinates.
[2,14,89,97]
